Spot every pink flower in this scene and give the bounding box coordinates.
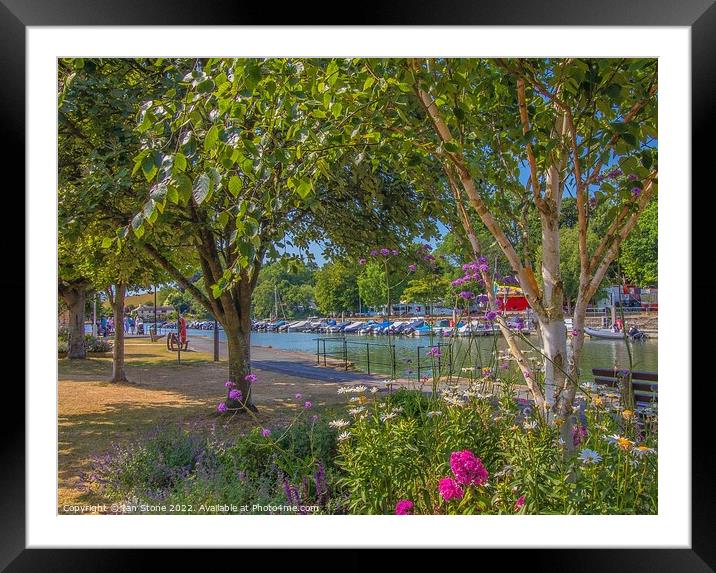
[217,402,228,413]
[261,428,271,438]
[295,393,302,400]
[224,380,236,389]
[245,373,257,383]
[408,264,417,272]
[358,258,367,265]
[395,499,414,515]
[514,495,526,512]
[450,450,489,486]
[304,401,313,409]
[391,249,399,256]
[438,477,464,501]
[228,389,242,401]
[571,329,579,337]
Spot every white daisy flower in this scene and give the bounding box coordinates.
[380,411,397,422]
[426,411,443,417]
[329,419,349,429]
[348,406,366,416]
[577,449,603,464]
[337,431,351,442]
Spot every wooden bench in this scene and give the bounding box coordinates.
[591,368,658,410]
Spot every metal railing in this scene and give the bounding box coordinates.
[314,337,453,379]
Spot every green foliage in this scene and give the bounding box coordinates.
[251,260,316,318]
[314,260,359,315]
[619,198,657,286]
[357,261,388,310]
[82,417,345,514]
[335,383,657,515]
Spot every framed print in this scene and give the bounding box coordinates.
[6,0,712,569]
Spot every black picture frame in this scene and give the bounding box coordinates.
[6,0,711,569]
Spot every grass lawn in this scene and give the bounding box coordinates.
[58,338,347,512]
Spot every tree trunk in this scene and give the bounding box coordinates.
[110,283,128,383]
[61,285,87,359]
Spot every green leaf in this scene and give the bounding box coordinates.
[173,173,192,202]
[101,237,114,249]
[174,152,187,172]
[142,155,157,182]
[192,173,212,205]
[196,79,215,93]
[228,175,243,197]
[444,140,461,153]
[620,132,637,146]
[363,76,375,90]
[205,125,220,152]
[218,211,229,228]
[131,212,144,230]
[167,185,179,204]
[296,179,313,199]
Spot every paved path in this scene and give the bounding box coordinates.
[188,335,396,384]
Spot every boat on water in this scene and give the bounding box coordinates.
[342,321,366,334]
[584,326,648,340]
[413,324,433,336]
[287,319,311,332]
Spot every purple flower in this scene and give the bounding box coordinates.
[244,373,257,383]
[524,371,531,378]
[424,254,435,262]
[261,428,271,438]
[485,310,497,321]
[450,450,489,486]
[295,393,302,400]
[476,294,488,304]
[514,495,526,512]
[395,499,414,515]
[628,174,639,181]
[478,263,489,272]
[438,477,464,501]
[426,346,442,358]
[571,329,579,337]
[217,402,228,413]
[499,362,509,369]
[451,277,465,287]
[304,401,313,409]
[408,264,417,272]
[459,291,475,300]
[224,380,236,389]
[228,389,242,401]
[380,248,391,256]
[572,424,588,447]
[358,258,367,265]
[608,168,622,178]
[631,187,642,197]
[370,249,378,257]
[310,414,318,423]
[391,249,399,256]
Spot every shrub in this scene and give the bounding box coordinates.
[333,377,657,515]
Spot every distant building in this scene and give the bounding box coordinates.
[134,305,174,321]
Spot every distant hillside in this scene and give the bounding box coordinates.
[101,292,156,310]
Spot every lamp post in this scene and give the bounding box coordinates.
[153,284,157,333]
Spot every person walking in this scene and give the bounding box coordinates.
[100,315,108,338]
[128,315,135,335]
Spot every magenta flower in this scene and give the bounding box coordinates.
[631,187,642,196]
[450,450,489,486]
[485,310,498,321]
[304,401,313,409]
[395,499,414,515]
[228,389,243,401]
[261,428,271,438]
[459,291,475,300]
[478,263,489,272]
[358,258,367,265]
[438,477,464,501]
[217,402,228,413]
[572,424,588,447]
[514,495,526,512]
[245,373,257,383]
[426,346,442,358]
[224,380,236,389]
[571,329,579,337]
[295,393,302,400]
[408,264,417,272]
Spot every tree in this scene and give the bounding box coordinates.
[124,58,436,409]
[314,260,359,315]
[316,57,657,447]
[59,58,169,380]
[251,260,316,318]
[619,196,658,286]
